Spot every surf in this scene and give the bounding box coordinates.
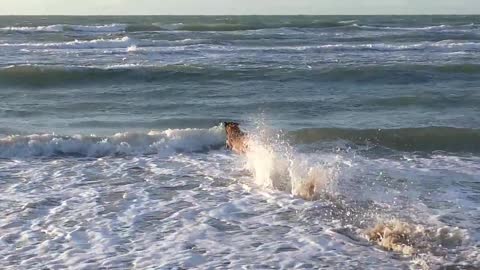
[0,126,226,158]
[0,24,127,33]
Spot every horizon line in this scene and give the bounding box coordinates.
[0,14,479,16]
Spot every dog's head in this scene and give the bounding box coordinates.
[223,122,242,136]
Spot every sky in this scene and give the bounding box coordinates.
[1,0,479,15]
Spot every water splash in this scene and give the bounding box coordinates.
[243,121,337,200]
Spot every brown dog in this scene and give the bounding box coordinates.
[224,122,248,154]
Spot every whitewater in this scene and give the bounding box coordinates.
[0,16,479,269]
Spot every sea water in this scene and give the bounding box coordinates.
[0,16,479,269]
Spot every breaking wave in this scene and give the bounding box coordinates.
[160,21,347,31]
[4,39,480,52]
[353,24,451,31]
[1,21,476,33]
[0,25,64,32]
[0,126,226,158]
[0,21,345,33]
[268,41,480,52]
[0,36,132,49]
[0,24,127,33]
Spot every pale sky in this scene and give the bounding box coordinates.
[1,0,479,15]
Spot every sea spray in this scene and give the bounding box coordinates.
[243,122,337,200]
[241,122,470,265]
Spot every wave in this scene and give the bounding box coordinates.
[0,24,127,33]
[353,23,478,32]
[162,21,347,32]
[139,21,479,32]
[1,124,478,158]
[353,24,449,31]
[0,25,64,32]
[0,126,226,158]
[0,36,132,50]
[167,41,480,53]
[68,118,228,130]
[289,127,480,153]
[274,40,480,52]
[65,24,127,32]
[0,65,207,87]
[0,21,344,33]
[0,20,476,34]
[3,38,480,53]
[0,20,354,34]
[2,63,480,87]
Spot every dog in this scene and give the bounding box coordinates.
[224,122,248,154]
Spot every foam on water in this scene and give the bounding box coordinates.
[0,124,479,269]
[364,219,464,254]
[363,219,477,269]
[66,24,127,33]
[267,41,480,52]
[0,24,127,33]
[0,125,225,158]
[1,14,480,269]
[2,39,480,53]
[234,126,465,259]
[126,45,138,52]
[353,24,451,31]
[0,36,132,50]
[0,25,64,32]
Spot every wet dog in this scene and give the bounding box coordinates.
[224,122,248,154]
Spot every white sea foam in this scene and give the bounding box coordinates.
[2,38,478,53]
[354,24,450,31]
[138,40,480,54]
[364,219,465,256]
[338,20,358,24]
[0,123,479,269]
[126,45,139,52]
[0,36,132,50]
[0,24,64,32]
[0,24,126,33]
[282,41,480,52]
[0,125,226,158]
[66,24,127,32]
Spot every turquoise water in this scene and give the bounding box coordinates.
[0,16,479,269]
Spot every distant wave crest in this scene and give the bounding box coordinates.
[1,21,476,33]
[0,36,132,49]
[0,24,127,33]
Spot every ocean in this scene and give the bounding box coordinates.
[0,15,479,269]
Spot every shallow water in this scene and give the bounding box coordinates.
[0,16,479,269]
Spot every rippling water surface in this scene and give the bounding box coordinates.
[0,16,479,269]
